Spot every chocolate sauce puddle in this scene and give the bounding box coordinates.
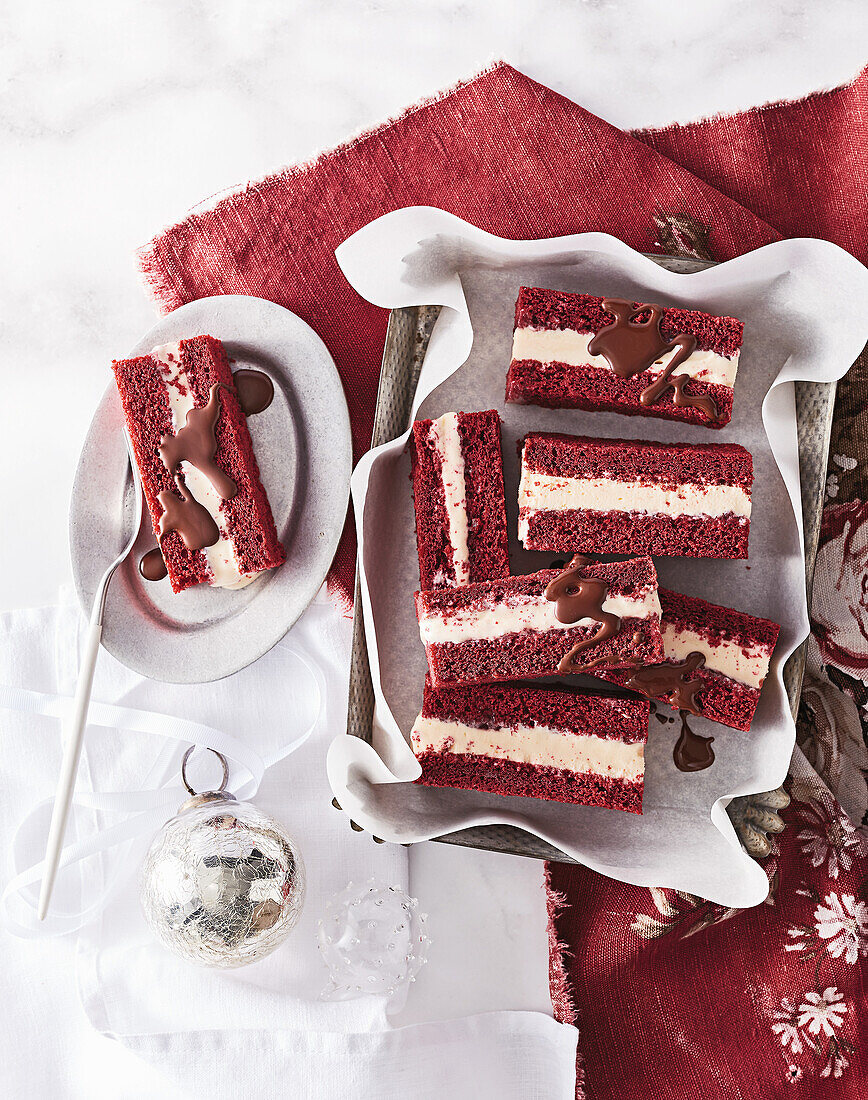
[139,548,168,582]
[587,297,716,419]
[544,555,620,673]
[159,384,237,500]
[673,711,715,772]
[233,368,274,416]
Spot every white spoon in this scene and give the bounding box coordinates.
[38,438,143,920]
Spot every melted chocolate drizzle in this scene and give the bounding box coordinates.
[587,301,667,377]
[139,547,168,582]
[544,555,620,673]
[673,711,715,772]
[586,298,717,419]
[159,384,238,500]
[626,650,706,712]
[157,474,220,550]
[233,368,274,416]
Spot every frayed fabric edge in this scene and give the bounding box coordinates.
[544,863,586,1099]
[134,58,510,312]
[136,240,189,316]
[633,61,867,142]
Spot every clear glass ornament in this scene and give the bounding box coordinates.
[140,763,305,969]
[317,878,430,1007]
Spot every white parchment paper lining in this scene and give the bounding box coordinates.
[328,207,868,907]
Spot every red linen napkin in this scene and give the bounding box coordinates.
[139,63,868,1098]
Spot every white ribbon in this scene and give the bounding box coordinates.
[1,645,324,939]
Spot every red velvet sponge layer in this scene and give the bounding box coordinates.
[414,752,644,813]
[522,433,753,487]
[506,360,733,428]
[112,335,285,593]
[411,409,509,589]
[421,678,650,744]
[522,510,750,559]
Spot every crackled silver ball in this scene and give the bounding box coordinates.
[140,792,305,968]
[317,878,429,1005]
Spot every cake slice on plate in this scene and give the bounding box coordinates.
[415,555,663,688]
[411,409,510,589]
[412,678,649,813]
[594,588,780,731]
[506,287,742,429]
[519,432,752,559]
[113,335,285,593]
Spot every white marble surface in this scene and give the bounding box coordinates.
[1,0,865,1094]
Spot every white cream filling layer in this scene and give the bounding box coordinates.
[428,412,470,585]
[511,326,738,389]
[418,588,660,645]
[662,622,770,690]
[151,341,260,590]
[411,714,644,782]
[518,471,751,532]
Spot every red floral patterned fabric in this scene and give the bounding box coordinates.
[138,62,868,1097]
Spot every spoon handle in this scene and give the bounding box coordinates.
[37,617,103,921]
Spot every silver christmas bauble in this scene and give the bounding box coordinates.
[140,791,305,968]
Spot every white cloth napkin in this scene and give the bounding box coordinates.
[0,592,577,1099]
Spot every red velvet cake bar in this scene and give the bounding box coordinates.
[519,433,753,558]
[411,410,509,589]
[412,678,649,813]
[112,336,285,593]
[596,588,780,731]
[506,287,743,429]
[415,556,663,687]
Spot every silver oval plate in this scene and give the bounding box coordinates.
[70,294,351,683]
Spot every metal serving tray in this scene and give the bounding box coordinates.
[345,255,837,863]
